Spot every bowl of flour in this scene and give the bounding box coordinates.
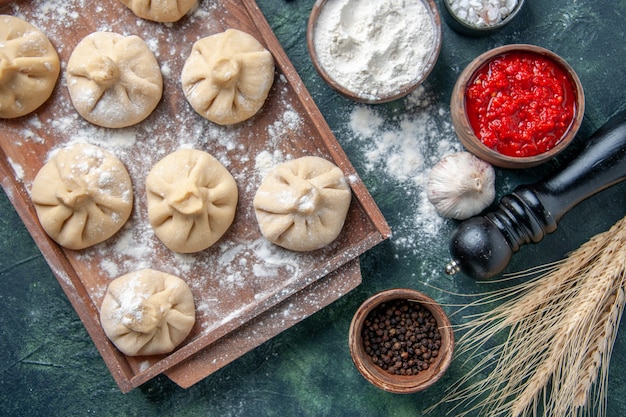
[307,0,442,104]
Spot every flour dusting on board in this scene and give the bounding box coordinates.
[3,0,376,357]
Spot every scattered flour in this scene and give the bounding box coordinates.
[6,0,351,338]
[8,157,25,181]
[255,149,286,179]
[342,85,462,251]
[2,0,399,374]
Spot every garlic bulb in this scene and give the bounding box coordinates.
[426,151,496,220]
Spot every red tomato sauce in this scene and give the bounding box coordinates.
[465,51,577,158]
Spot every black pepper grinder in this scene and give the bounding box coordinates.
[445,109,626,280]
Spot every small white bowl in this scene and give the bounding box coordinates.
[441,0,526,37]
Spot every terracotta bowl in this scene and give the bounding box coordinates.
[348,288,454,394]
[306,0,442,104]
[450,44,585,169]
[440,0,526,37]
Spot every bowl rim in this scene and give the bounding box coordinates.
[443,0,526,33]
[306,0,442,104]
[348,288,454,394]
[451,43,585,169]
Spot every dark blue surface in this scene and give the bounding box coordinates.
[2,0,626,415]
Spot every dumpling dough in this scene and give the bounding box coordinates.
[118,0,197,22]
[146,149,238,253]
[253,156,352,251]
[100,269,196,356]
[0,15,60,118]
[181,29,275,125]
[66,32,163,128]
[31,143,133,250]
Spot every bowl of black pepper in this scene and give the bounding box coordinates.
[349,288,454,393]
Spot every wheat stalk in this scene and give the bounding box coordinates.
[573,287,623,410]
[434,215,626,417]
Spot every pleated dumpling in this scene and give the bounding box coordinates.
[66,32,163,128]
[146,149,238,253]
[118,0,197,22]
[0,15,60,118]
[100,269,196,356]
[31,143,133,250]
[253,156,352,252]
[181,29,275,125]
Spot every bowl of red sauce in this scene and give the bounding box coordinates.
[451,44,585,168]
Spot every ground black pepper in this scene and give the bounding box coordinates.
[361,298,441,376]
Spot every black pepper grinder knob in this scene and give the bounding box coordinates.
[446,108,626,279]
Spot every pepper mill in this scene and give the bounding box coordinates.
[446,109,626,280]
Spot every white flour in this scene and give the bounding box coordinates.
[342,86,462,252]
[313,0,436,100]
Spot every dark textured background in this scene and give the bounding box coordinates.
[2,0,626,415]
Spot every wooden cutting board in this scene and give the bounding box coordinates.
[0,0,390,392]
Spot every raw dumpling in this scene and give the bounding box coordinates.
[118,0,197,22]
[253,156,352,251]
[181,28,275,125]
[100,269,196,356]
[0,15,60,118]
[31,143,133,250]
[146,149,238,253]
[66,32,163,128]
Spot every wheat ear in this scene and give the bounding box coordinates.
[433,215,626,417]
[573,286,624,410]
